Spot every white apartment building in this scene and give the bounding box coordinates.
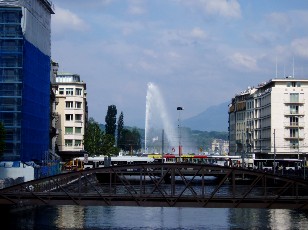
[211,139,229,155]
[53,73,88,160]
[229,77,308,160]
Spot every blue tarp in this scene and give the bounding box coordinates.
[21,39,50,162]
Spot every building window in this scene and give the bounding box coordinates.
[66,101,73,108]
[75,102,82,108]
[75,114,82,121]
[290,117,299,126]
[75,127,82,134]
[290,105,299,114]
[65,139,73,146]
[75,88,82,95]
[290,128,299,138]
[65,114,73,121]
[290,93,299,103]
[290,139,299,149]
[66,88,73,95]
[59,88,64,95]
[65,127,73,134]
[75,140,82,146]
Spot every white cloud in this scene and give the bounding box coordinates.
[159,27,208,47]
[203,0,241,18]
[52,6,88,34]
[291,38,308,59]
[120,21,144,35]
[229,53,258,71]
[190,27,207,39]
[99,0,114,6]
[266,12,292,31]
[180,0,241,19]
[127,0,146,15]
[128,5,146,15]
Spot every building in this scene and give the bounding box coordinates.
[53,72,88,161]
[211,139,229,155]
[0,1,54,163]
[228,77,308,160]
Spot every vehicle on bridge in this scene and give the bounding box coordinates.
[147,154,247,167]
[67,156,155,170]
[254,158,303,171]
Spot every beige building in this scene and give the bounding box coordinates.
[53,73,88,160]
[229,77,308,160]
[211,139,229,155]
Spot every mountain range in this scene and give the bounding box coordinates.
[183,101,229,132]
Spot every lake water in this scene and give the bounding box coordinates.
[3,205,308,229]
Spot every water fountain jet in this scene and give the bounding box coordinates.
[145,82,178,154]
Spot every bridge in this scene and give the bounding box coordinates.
[0,163,308,209]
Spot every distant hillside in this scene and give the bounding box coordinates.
[183,101,229,132]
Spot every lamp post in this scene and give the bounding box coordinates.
[177,107,183,157]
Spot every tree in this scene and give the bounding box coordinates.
[132,128,141,151]
[105,105,117,136]
[101,134,119,157]
[0,122,5,159]
[119,128,141,153]
[84,118,104,156]
[117,111,124,148]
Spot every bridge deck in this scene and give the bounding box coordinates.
[1,163,308,209]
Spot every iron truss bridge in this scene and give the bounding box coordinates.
[1,163,308,209]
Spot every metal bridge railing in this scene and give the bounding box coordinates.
[1,163,308,209]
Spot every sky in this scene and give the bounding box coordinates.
[51,0,308,128]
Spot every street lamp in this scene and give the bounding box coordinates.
[177,107,183,157]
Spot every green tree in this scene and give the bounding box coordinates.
[84,118,104,156]
[105,105,117,136]
[0,122,5,159]
[101,134,119,157]
[132,128,141,151]
[117,111,124,148]
[119,128,141,153]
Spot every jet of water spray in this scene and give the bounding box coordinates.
[145,82,178,153]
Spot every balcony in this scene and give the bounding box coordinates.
[284,134,305,140]
[284,111,305,117]
[284,99,305,104]
[284,122,305,128]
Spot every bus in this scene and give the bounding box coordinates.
[253,158,302,171]
[72,155,155,169]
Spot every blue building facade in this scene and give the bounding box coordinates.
[0,0,54,162]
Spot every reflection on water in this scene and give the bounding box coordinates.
[229,208,308,230]
[55,205,85,229]
[3,205,308,229]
